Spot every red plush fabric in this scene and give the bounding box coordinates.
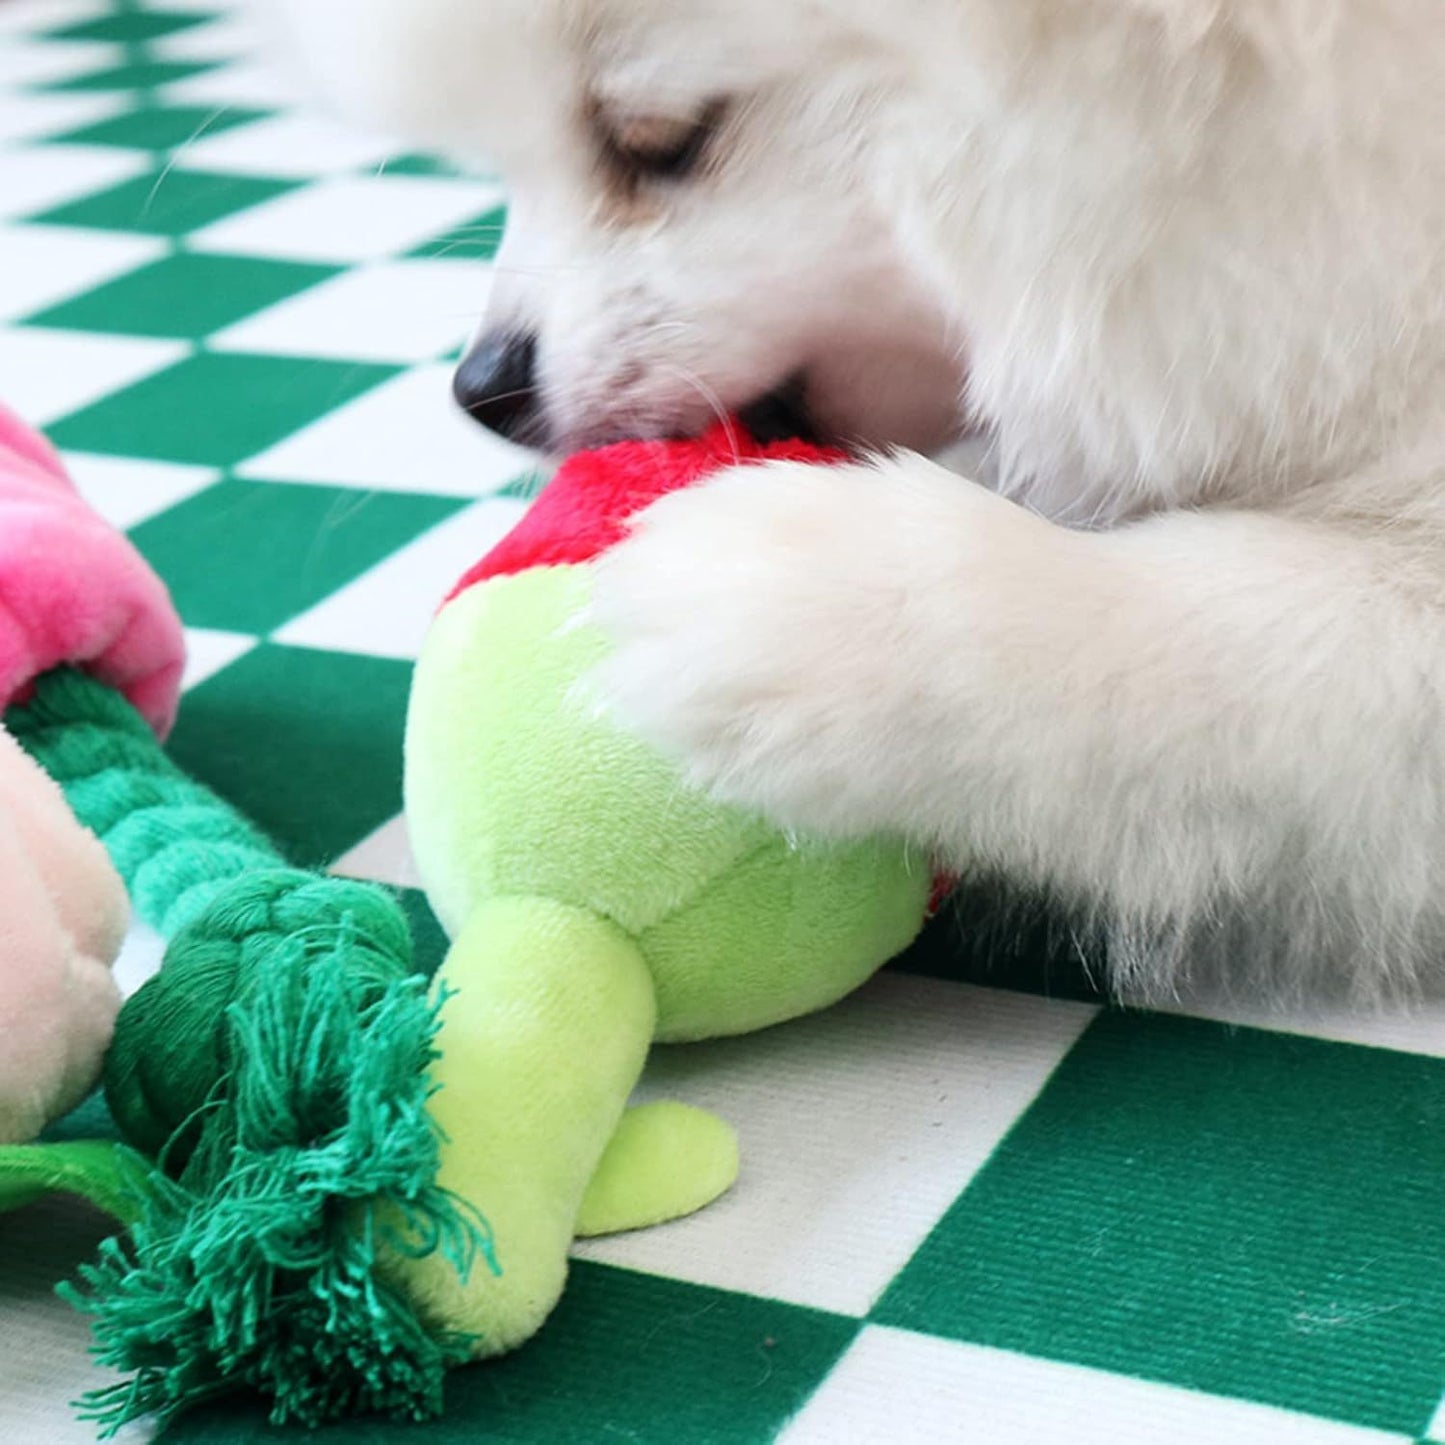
[444,422,843,604]
[927,872,960,918]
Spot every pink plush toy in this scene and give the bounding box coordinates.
[0,405,184,1144]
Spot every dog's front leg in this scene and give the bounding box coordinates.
[590,451,1445,995]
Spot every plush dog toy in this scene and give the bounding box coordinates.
[0,405,182,1150]
[399,422,933,1352]
[0,423,933,1432]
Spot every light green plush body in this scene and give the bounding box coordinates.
[403,565,931,1352]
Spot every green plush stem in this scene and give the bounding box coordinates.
[391,895,656,1355]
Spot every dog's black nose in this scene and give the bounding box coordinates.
[453,331,540,442]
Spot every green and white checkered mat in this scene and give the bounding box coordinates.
[4,1,1445,1440]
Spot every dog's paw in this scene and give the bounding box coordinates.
[587,451,1001,837]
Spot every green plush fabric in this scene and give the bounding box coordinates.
[408,567,771,945]
[400,563,931,1353]
[406,565,932,1042]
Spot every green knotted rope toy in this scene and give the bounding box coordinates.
[2,665,491,1430]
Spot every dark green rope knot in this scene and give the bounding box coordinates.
[106,868,415,1162]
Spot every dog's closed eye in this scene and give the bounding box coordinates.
[594,100,727,181]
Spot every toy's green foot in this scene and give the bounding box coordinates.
[577,1101,738,1238]
[0,1140,141,1224]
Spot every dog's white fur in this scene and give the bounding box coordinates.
[275,0,1445,1006]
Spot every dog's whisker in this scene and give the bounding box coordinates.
[657,364,741,460]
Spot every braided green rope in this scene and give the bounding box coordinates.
[12,666,281,939]
[7,670,492,1433]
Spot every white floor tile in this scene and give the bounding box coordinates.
[0,89,122,144]
[212,257,491,364]
[237,363,539,495]
[0,327,185,426]
[62,451,217,529]
[573,975,1097,1317]
[0,225,162,319]
[273,497,529,658]
[113,917,164,999]
[783,1328,1412,1445]
[188,174,506,263]
[0,1196,157,1445]
[0,0,109,34]
[148,11,264,63]
[181,627,258,690]
[1423,1391,1445,1441]
[0,39,118,88]
[331,814,423,891]
[177,111,402,179]
[161,58,302,109]
[159,59,301,110]
[0,143,149,220]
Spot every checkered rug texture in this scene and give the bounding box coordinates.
[3,0,1445,1440]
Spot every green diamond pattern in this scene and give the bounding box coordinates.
[43,11,215,43]
[168,643,414,865]
[161,1263,861,1444]
[37,58,221,93]
[28,169,301,235]
[408,203,508,261]
[24,253,341,338]
[45,104,272,152]
[130,478,467,632]
[46,351,400,466]
[875,1011,1445,1436]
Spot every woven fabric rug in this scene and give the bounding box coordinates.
[3,0,1445,1440]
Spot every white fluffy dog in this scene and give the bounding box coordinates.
[273,0,1445,1007]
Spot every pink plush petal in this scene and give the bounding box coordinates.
[0,405,184,736]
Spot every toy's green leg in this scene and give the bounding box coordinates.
[391,895,656,1357]
[576,1101,738,1238]
[0,1141,142,1225]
